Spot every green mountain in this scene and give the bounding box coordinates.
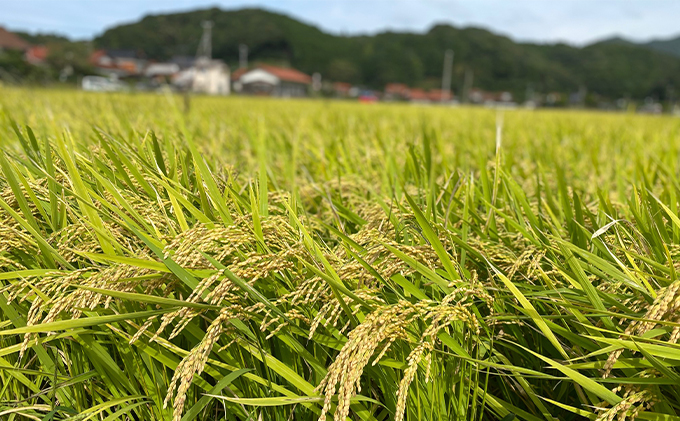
[592,36,635,46]
[596,35,680,58]
[644,36,680,58]
[90,8,680,100]
[12,31,71,45]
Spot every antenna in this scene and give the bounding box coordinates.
[196,20,213,60]
[239,44,248,69]
[441,49,454,103]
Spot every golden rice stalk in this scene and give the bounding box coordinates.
[603,281,680,377]
[595,387,656,421]
[316,302,416,421]
[164,306,237,421]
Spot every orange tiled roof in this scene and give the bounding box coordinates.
[231,67,248,81]
[27,45,48,58]
[428,89,453,101]
[385,83,409,94]
[25,45,48,63]
[408,88,428,100]
[258,64,312,84]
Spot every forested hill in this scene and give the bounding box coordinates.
[598,35,680,59]
[94,7,680,100]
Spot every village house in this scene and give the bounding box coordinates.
[89,49,147,77]
[428,89,453,102]
[144,62,180,84]
[384,83,410,101]
[468,88,514,106]
[384,84,454,104]
[233,64,311,97]
[25,46,48,65]
[230,67,248,85]
[173,58,230,95]
[408,88,429,103]
[170,55,197,70]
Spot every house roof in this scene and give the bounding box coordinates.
[170,55,196,69]
[231,67,248,81]
[25,45,48,63]
[408,88,428,100]
[258,65,311,84]
[90,50,109,65]
[385,83,409,94]
[428,89,453,101]
[240,68,280,85]
[0,27,31,51]
[145,63,180,76]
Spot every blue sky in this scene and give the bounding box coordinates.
[1,0,679,45]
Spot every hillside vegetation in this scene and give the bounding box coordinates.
[598,35,680,59]
[94,7,680,100]
[2,89,680,420]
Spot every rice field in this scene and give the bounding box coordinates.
[1,88,680,421]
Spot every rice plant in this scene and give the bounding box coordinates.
[1,87,680,421]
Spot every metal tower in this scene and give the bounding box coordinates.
[196,20,213,61]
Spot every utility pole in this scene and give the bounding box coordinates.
[239,44,248,69]
[578,85,587,108]
[462,67,474,104]
[666,84,675,114]
[525,83,534,108]
[441,49,454,103]
[312,72,322,92]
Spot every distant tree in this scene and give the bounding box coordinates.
[45,41,95,80]
[326,59,359,83]
[0,50,53,84]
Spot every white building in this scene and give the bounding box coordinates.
[174,58,230,95]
